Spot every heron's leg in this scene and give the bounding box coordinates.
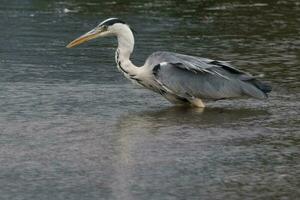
[189,98,205,108]
[162,93,205,107]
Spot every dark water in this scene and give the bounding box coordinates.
[1,0,299,199]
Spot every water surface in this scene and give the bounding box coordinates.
[0,0,299,199]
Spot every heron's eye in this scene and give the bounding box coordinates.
[102,25,108,31]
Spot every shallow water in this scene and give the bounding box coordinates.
[0,0,299,199]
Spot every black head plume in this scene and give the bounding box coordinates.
[98,18,137,34]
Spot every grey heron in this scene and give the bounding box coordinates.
[67,18,271,107]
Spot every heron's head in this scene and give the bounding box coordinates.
[67,18,131,48]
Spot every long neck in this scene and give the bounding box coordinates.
[115,25,138,77]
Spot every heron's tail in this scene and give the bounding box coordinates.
[250,79,272,94]
[241,78,272,99]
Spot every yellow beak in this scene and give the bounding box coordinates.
[66,28,102,48]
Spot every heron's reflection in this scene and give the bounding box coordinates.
[111,106,269,198]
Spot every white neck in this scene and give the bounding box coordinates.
[114,24,138,77]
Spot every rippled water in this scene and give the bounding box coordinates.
[1,0,299,199]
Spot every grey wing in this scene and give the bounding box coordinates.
[146,51,271,100]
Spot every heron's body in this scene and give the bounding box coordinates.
[67,18,271,107]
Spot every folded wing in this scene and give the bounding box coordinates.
[146,51,271,100]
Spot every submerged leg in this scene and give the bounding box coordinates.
[189,98,205,108]
[162,93,205,108]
